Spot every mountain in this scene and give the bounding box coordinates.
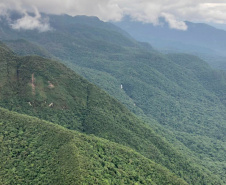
[0,14,225,184]
[0,107,188,185]
[0,43,219,184]
[113,16,226,70]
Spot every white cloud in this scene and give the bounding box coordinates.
[10,8,51,32]
[161,13,188,30]
[1,0,226,31]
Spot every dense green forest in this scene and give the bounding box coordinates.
[0,43,221,184]
[0,107,188,185]
[0,14,225,184]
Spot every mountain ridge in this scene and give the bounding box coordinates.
[113,16,226,70]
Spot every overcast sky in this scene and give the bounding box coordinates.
[1,0,226,31]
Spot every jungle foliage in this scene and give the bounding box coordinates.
[0,107,188,185]
[0,43,223,184]
[0,14,226,184]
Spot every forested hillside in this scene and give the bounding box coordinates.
[0,43,220,184]
[0,14,225,184]
[0,107,188,185]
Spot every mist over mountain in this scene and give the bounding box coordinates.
[113,16,226,70]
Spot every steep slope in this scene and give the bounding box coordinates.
[0,14,151,115]
[75,49,226,183]
[0,107,188,185]
[0,43,219,184]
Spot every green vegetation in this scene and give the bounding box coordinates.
[0,14,226,184]
[76,49,226,183]
[0,107,188,185]
[0,43,222,184]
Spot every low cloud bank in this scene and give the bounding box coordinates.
[1,0,226,31]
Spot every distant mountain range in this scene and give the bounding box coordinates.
[0,13,226,184]
[113,16,226,70]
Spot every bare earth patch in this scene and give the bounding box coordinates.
[31,73,35,95]
[48,81,55,89]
